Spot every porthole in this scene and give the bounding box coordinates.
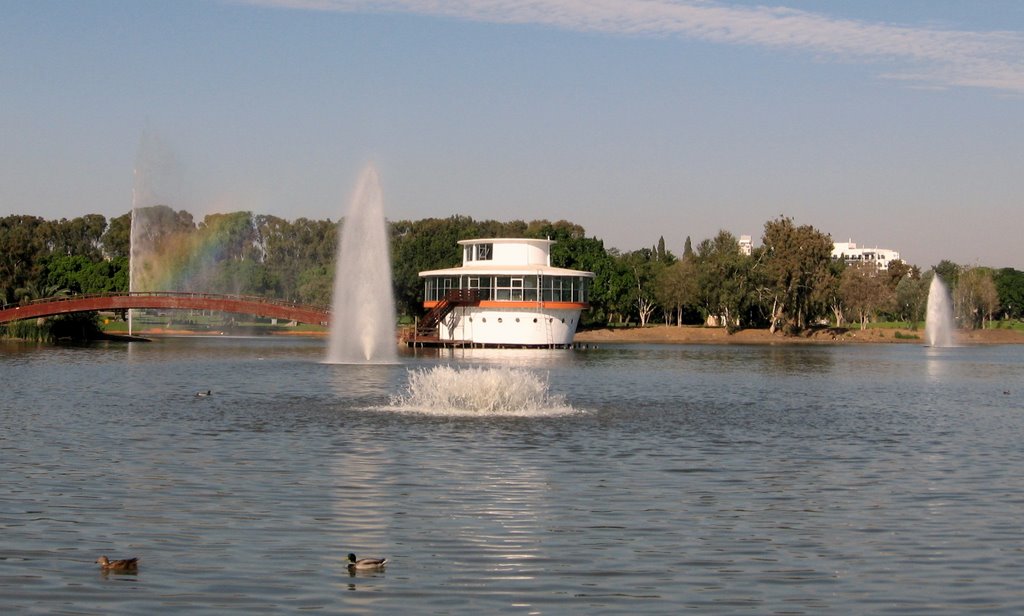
[497,318,503,323]
[533,318,538,323]
[515,318,520,323]
[482,317,487,323]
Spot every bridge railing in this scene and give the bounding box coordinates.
[0,291,331,314]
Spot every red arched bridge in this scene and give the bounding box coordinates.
[0,292,331,326]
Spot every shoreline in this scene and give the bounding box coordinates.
[573,324,1024,345]
[98,323,1024,345]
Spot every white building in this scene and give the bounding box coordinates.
[415,238,595,348]
[832,240,901,270]
[739,235,753,256]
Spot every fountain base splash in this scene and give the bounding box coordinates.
[385,366,577,416]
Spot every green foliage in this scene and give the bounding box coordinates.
[620,248,666,326]
[102,212,132,259]
[954,266,999,329]
[840,263,895,330]
[657,257,699,326]
[8,208,1022,342]
[696,230,750,333]
[756,216,834,333]
[550,236,617,326]
[43,254,128,294]
[0,312,101,341]
[895,275,929,328]
[933,260,960,288]
[994,268,1024,319]
[297,265,333,307]
[1,215,50,303]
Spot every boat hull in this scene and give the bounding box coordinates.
[434,305,584,347]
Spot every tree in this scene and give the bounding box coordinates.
[884,259,917,291]
[895,275,929,329]
[389,216,470,317]
[296,265,333,307]
[993,268,1024,320]
[44,252,128,294]
[955,267,999,329]
[755,216,834,334]
[524,219,585,241]
[656,236,667,262]
[695,230,750,333]
[255,215,337,302]
[811,259,846,327]
[199,212,259,262]
[933,260,960,289]
[839,263,894,330]
[656,257,698,326]
[0,215,50,302]
[102,212,132,259]
[50,214,107,259]
[620,248,664,326]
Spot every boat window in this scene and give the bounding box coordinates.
[510,278,523,301]
[492,276,525,301]
[476,243,493,261]
[425,277,457,301]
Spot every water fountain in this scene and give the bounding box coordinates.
[925,274,955,347]
[129,132,183,336]
[387,366,576,416]
[326,166,398,364]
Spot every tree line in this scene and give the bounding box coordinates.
[2,209,1023,333]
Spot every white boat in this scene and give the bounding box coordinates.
[414,238,595,348]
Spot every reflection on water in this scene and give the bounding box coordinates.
[327,363,405,401]
[1,338,1023,613]
[925,345,953,382]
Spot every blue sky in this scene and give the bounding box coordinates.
[2,0,1022,269]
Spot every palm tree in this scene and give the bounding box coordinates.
[15,281,69,304]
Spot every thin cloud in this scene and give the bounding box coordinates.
[236,0,1024,94]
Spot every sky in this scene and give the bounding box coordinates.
[2,0,1022,269]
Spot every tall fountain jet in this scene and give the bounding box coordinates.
[925,274,955,347]
[326,166,398,364]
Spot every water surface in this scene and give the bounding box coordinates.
[2,338,1022,614]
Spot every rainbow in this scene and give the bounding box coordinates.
[130,207,262,295]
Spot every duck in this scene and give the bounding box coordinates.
[95,555,139,572]
[347,553,387,570]
[196,390,212,397]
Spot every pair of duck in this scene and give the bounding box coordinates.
[96,553,386,573]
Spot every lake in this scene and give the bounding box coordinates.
[1,337,1022,614]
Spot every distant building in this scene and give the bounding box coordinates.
[738,235,753,256]
[832,240,901,271]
